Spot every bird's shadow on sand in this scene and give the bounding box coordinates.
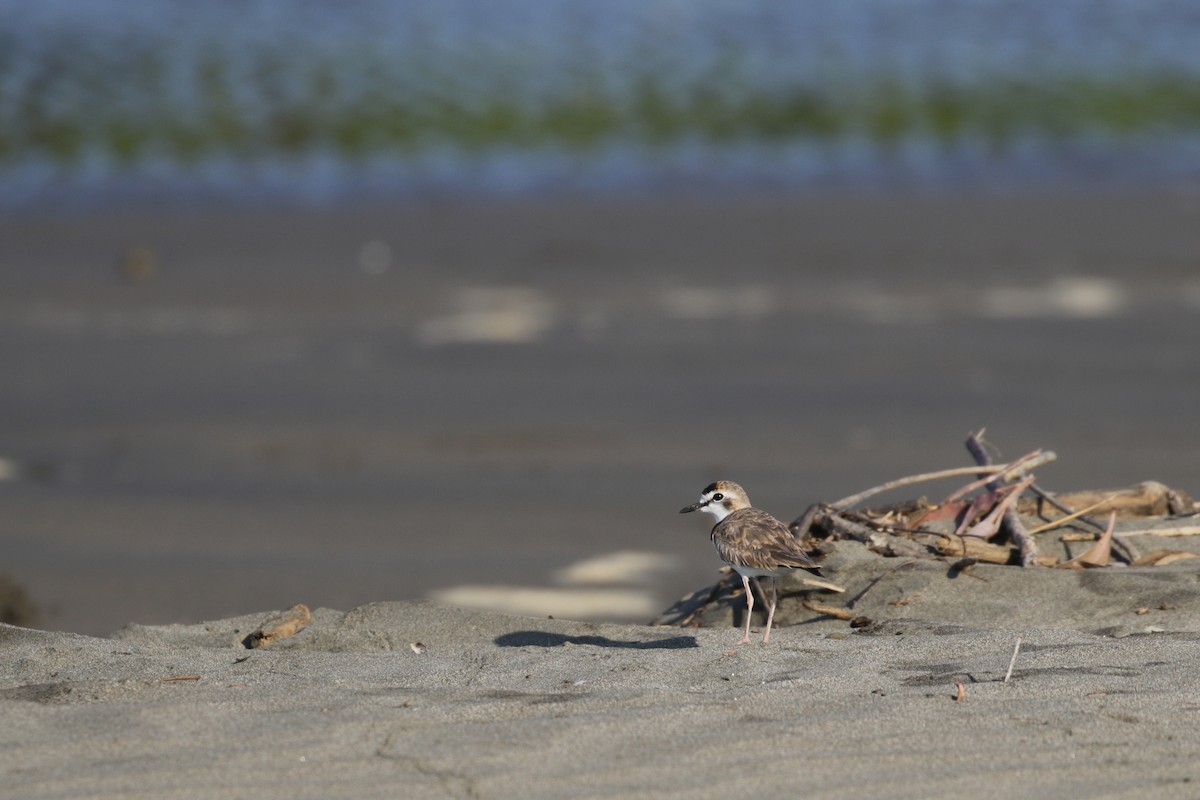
[495,631,699,650]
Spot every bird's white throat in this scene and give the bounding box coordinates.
[699,501,734,524]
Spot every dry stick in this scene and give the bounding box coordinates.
[1030,484,1108,531]
[1118,525,1200,538]
[789,502,825,538]
[1030,483,1140,563]
[824,513,883,542]
[1003,637,1022,683]
[1027,494,1121,535]
[933,534,1057,566]
[831,452,1057,511]
[800,599,856,620]
[941,450,1050,506]
[964,432,1039,567]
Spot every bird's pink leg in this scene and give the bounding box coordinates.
[738,574,754,645]
[763,577,778,643]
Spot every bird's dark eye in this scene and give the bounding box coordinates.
[712,493,724,501]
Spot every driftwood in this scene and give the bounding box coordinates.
[1131,550,1200,566]
[788,431,1196,572]
[933,533,1057,567]
[663,431,1197,631]
[829,450,1057,511]
[1028,481,1195,519]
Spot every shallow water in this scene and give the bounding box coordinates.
[5,0,1200,208]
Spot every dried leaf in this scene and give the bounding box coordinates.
[909,499,971,528]
[1059,511,1115,569]
[954,492,999,538]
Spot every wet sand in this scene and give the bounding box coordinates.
[2,189,1200,635]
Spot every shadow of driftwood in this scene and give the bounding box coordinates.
[495,631,699,649]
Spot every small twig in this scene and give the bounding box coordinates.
[1113,526,1200,538]
[789,503,825,538]
[1003,637,1022,683]
[830,452,1057,511]
[800,599,855,620]
[821,512,881,542]
[1029,484,1109,531]
[1027,494,1121,535]
[160,675,201,683]
[941,450,1048,505]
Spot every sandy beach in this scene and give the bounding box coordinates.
[3,186,1200,795]
[7,3,1200,791]
[4,545,1200,800]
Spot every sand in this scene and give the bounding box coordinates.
[4,188,1200,796]
[4,548,1200,799]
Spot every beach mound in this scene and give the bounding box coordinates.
[657,538,1200,639]
[3,588,1200,798]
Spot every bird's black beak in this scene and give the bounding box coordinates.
[679,500,705,514]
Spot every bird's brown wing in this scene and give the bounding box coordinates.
[713,508,823,575]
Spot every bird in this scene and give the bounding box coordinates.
[680,481,822,644]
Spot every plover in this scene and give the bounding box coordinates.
[680,481,822,644]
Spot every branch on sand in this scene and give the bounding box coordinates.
[662,430,1197,632]
[788,429,1195,572]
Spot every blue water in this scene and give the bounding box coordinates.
[4,0,1200,209]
